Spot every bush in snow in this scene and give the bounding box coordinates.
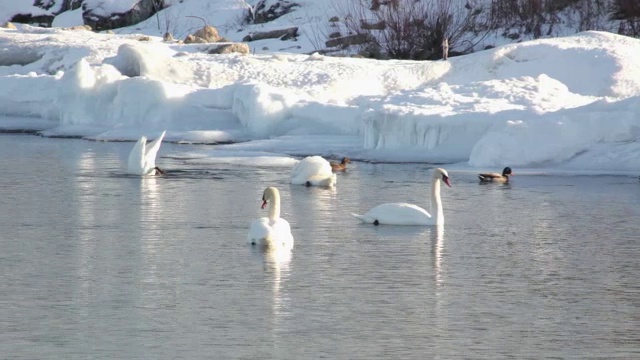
[338,0,484,60]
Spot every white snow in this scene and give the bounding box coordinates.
[1,2,640,174]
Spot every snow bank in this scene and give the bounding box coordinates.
[1,25,640,172]
[470,97,640,171]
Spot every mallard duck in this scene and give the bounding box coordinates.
[478,167,513,183]
[330,157,351,172]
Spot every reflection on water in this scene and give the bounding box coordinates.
[1,135,639,359]
[259,247,292,320]
[431,225,445,288]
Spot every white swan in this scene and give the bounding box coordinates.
[248,187,294,249]
[290,156,337,187]
[352,168,451,226]
[127,130,166,176]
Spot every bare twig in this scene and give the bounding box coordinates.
[185,15,208,28]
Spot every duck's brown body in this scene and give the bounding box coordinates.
[330,157,351,172]
[478,167,513,183]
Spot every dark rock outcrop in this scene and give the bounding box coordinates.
[82,0,163,31]
[325,33,373,48]
[248,0,300,24]
[10,13,55,27]
[243,27,298,42]
[35,0,83,12]
[9,0,85,27]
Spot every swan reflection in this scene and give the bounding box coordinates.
[431,225,445,287]
[253,246,292,321]
[139,176,161,218]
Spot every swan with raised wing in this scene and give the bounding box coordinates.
[248,187,294,249]
[127,130,166,176]
[352,168,451,226]
[290,156,337,187]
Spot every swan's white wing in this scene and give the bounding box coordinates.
[352,203,433,225]
[290,156,335,186]
[248,217,294,249]
[127,136,147,175]
[143,130,166,171]
[307,173,337,187]
[248,217,272,244]
[271,218,294,249]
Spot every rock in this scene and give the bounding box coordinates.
[10,13,54,27]
[192,25,222,42]
[5,0,84,28]
[360,19,385,30]
[184,34,207,44]
[243,27,298,42]
[325,33,373,48]
[250,0,300,24]
[57,0,84,12]
[63,25,93,31]
[184,25,223,44]
[208,43,250,55]
[82,0,162,31]
[1,22,17,29]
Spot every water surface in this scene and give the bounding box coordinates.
[0,135,638,359]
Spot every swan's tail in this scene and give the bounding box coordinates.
[351,213,369,223]
[249,236,274,248]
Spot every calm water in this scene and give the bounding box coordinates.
[0,134,638,359]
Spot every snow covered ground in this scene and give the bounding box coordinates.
[1,17,640,174]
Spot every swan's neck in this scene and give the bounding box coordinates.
[430,177,444,224]
[268,194,281,221]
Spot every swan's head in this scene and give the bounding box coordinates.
[261,187,279,209]
[434,168,451,187]
[502,167,513,176]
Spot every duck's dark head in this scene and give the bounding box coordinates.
[342,157,351,165]
[502,167,513,177]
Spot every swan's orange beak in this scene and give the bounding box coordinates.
[443,176,451,187]
[261,199,268,209]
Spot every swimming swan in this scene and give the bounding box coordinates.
[478,167,513,183]
[290,156,337,187]
[248,187,294,249]
[352,168,451,226]
[127,131,166,176]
